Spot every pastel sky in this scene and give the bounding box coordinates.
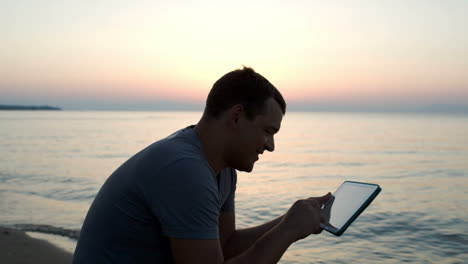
[1,0,467,111]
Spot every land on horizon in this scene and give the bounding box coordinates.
[0,105,62,111]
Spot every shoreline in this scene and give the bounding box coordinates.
[0,227,73,263]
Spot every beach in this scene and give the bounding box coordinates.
[0,227,72,264]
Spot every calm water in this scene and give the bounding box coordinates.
[1,111,467,263]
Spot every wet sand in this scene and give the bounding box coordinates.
[0,227,72,264]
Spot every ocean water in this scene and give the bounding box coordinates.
[0,111,467,263]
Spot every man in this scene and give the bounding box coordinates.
[73,67,331,264]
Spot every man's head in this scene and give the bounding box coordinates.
[204,66,286,120]
[201,67,286,172]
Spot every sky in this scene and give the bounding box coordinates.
[1,0,467,111]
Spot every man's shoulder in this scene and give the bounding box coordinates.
[139,127,204,163]
[109,127,204,180]
[153,126,201,153]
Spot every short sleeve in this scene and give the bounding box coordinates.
[143,159,220,240]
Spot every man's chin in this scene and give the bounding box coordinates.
[236,163,255,173]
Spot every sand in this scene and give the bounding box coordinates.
[0,227,73,264]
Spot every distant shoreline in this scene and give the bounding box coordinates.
[0,105,61,110]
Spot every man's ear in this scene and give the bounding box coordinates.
[226,104,245,128]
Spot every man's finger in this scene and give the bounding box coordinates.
[307,192,332,204]
[319,192,332,204]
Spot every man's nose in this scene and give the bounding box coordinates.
[265,137,275,152]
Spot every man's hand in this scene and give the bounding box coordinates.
[279,193,332,241]
[170,193,332,264]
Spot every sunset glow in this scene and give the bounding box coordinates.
[1,0,467,111]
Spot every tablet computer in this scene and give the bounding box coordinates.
[320,181,381,236]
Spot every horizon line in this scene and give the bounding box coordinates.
[1,104,467,114]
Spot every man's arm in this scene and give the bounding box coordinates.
[170,193,331,264]
[170,216,294,264]
[219,211,284,259]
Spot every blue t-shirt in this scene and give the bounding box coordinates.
[73,126,237,263]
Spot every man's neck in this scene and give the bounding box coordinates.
[193,118,227,175]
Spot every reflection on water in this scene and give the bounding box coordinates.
[1,111,467,263]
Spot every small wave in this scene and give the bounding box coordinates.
[266,162,365,168]
[334,162,366,167]
[0,171,99,202]
[95,154,131,159]
[8,224,81,240]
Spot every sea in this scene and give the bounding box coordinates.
[0,110,467,264]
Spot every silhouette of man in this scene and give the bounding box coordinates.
[73,67,331,264]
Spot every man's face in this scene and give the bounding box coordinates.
[226,97,283,172]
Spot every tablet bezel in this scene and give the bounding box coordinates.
[320,181,381,236]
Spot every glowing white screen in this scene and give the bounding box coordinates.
[327,182,378,229]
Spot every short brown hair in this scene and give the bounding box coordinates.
[204,67,286,120]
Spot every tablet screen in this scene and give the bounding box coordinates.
[322,181,380,235]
